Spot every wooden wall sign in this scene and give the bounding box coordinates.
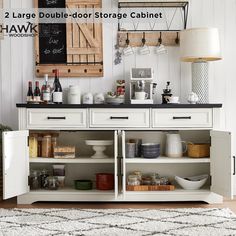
[35,0,103,77]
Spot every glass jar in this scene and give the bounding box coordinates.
[44,176,59,190]
[51,134,58,157]
[29,134,38,158]
[42,135,52,158]
[127,175,140,186]
[29,170,40,190]
[40,169,49,188]
[37,134,42,157]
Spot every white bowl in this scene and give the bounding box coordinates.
[175,174,208,190]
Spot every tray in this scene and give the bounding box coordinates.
[126,185,175,191]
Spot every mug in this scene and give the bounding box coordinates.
[168,96,179,104]
[156,44,168,55]
[135,92,148,100]
[139,45,150,55]
[123,45,134,56]
[126,143,136,158]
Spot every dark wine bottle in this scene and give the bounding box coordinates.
[27,81,33,103]
[34,81,41,102]
[52,69,63,104]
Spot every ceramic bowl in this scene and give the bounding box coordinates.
[142,143,160,159]
[74,180,93,190]
[175,174,208,190]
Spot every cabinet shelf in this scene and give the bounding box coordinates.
[125,157,210,164]
[29,157,114,164]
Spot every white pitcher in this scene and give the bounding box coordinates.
[166,133,187,158]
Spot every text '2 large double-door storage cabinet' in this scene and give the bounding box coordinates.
[2,104,234,204]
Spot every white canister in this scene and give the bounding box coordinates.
[82,93,93,104]
[94,93,105,104]
[68,85,81,104]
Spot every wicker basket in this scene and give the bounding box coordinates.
[187,143,210,158]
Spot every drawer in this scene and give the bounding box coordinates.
[90,109,150,128]
[27,109,87,129]
[152,109,212,128]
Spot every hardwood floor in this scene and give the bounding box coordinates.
[1,198,236,213]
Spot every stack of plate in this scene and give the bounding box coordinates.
[142,143,160,159]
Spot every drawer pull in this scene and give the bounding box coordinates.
[110,116,129,120]
[173,116,191,120]
[47,117,66,120]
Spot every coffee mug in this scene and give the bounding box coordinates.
[135,92,148,100]
[168,96,179,104]
[156,44,168,55]
[139,45,150,55]
[123,45,134,56]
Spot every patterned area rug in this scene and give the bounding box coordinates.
[0,208,236,236]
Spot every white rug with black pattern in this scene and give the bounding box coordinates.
[0,208,236,236]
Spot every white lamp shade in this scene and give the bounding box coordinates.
[180,28,222,62]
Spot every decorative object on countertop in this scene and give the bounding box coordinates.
[96,173,114,190]
[85,140,113,159]
[166,133,187,158]
[53,146,76,159]
[142,143,161,159]
[188,92,199,104]
[52,69,63,104]
[82,93,93,104]
[167,96,180,104]
[68,85,81,104]
[180,28,222,103]
[130,68,154,104]
[106,91,125,105]
[94,93,105,104]
[41,74,52,104]
[175,174,208,190]
[74,180,93,190]
[116,80,125,97]
[187,143,210,158]
[162,81,172,104]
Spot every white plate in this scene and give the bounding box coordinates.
[85,140,113,146]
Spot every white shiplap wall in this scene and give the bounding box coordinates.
[0,0,236,189]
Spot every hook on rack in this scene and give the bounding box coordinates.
[158,32,163,45]
[126,33,130,46]
[175,32,180,44]
[141,32,146,46]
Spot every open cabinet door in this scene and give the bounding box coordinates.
[211,131,233,199]
[2,131,29,199]
[114,131,118,199]
[121,131,126,195]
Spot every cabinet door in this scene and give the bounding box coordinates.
[211,131,233,198]
[121,130,126,195]
[2,131,29,199]
[114,131,118,198]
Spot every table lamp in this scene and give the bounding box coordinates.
[180,28,222,103]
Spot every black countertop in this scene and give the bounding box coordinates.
[16,103,223,109]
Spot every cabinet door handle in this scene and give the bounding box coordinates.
[173,116,191,120]
[110,116,129,120]
[233,156,236,176]
[47,117,66,120]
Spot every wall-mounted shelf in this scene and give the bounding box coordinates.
[117,0,189,47]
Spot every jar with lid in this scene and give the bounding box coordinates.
[51,133,59,157]
[44,176,59,190]
[127,175,140,186]
[37,134,42,157]
[29,134,38,158]
[29,170,40,190]
[42,134,52,158]
[40,169,49,188]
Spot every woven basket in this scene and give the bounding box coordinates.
[187,143,210,158]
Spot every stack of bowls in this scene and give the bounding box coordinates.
[142,143,160,159]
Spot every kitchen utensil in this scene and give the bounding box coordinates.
[96,173,114,190]
[74,180,93,190]
[29,170,41,190]
[68,85,81,104]
[175,174,208,190]
[142,143,160,159]
[162,82,172,104]
[167,96,180,104]
[85,140,113,159]
[129,139,142,157]
[187,143,210,158]
[135,91,149,100]
[126,143,136,158]
[166,133,187,158]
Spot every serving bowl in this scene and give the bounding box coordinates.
[175,174,208,190]
[142,143,160,159]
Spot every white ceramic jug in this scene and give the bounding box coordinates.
[166,133,187,158]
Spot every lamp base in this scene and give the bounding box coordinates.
[192,62,209,104]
